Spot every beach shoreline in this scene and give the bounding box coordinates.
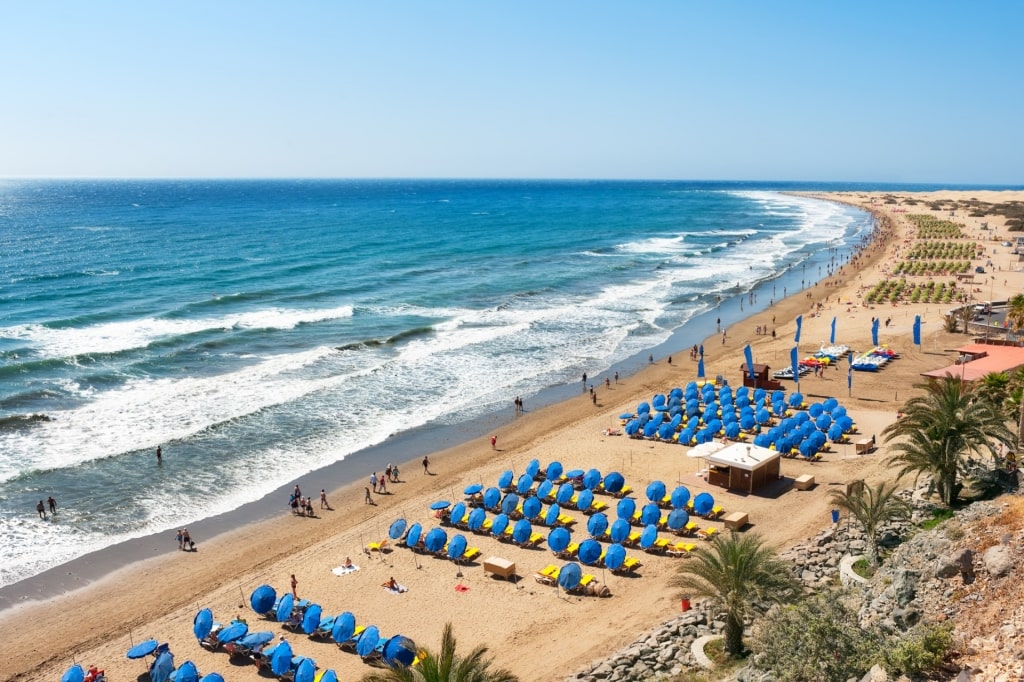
[8,189,1024,682]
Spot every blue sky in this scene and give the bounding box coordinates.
[2,2,1021,183]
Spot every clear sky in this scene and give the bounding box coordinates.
[2,1,1021,183]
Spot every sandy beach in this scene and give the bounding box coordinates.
[7,190,1024,682]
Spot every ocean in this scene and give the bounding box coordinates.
[0,179,878,589]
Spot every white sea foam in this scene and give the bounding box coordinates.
[1,305,354,358]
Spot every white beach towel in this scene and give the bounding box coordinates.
[331,565,360,576]
[383,583,408,594]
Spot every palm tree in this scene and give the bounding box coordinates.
[1006,293,1024,333]
[828,481,910,566]
[884,376,1014,505]
[361,622,519,682]
[976,371,1011,409]
[671,532,799,657]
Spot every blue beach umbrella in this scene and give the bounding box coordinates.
[603,472,625,494]
[447,534,468,560]
[809,403,823,417]
[357,626,381,659]
[604,544,626,571]
[525,458,540,479]
[744,345,755,381]
[126,639,159,659]
[318,672,338,682]
[693,492,715,516]
[424,528,447,553]
[271,640,294,677]
[670,486,691,509]
[200,674,225,682]
[450,502,466,525]
[512,519,532,544]
[667,508,689,531]
[619,412,635,419]
[516,474,533,495]
[583,468,602,490]
[872,318,879,346]
[795,315,803,343]
[216,621,248,643]
[388,518,407,540]
[275,593,294,623]
[331,612,356,644]
[302,604,322,635]
[150,651,174,682]
[578,539,602,565]
[483,487,501,509]
[610,518,630,543]
[548,527,571,552]
[546,461,563,480]
[523,496,542,519]
[239,631,273,649]
[500,493,519,515]
[497,470,513,489]
[640,524,659,549]
[463,483,483,495]
[544,504,560,527]
[646,481,666,503]
[641,503,661,526]
[383,635,418,667]
[558,563,582,591]
[62,666,85,682]
[587,512,608,538]
[556,483,575,505]
[467,507,486,531]
[830,316,837,344]
[175,662,199,682]
[491,513,510,537]
[616,497,636,521]
[697,356,705,378]
[193,608,213,641]
[405,523,422,548]
[536,479,553,500]
[565,468,585,480]
[430,500,451,511]
[754,434,771,447]
[575,488,594,512]
[295,659,316,682]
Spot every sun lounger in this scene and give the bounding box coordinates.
[534,565,559,586]
[704,505,724,520]
[612,556,642,574]
[589,499,608,513]
[337,624,367,652]
[366,539,390,553]
[555,542,579,559]
[644,537,671,555]
[666,541,697,557]
[680,521,699,536]
[461,547,481,562]
[623,531,642,547]
[555,513,576,528]
[697,527,719,541]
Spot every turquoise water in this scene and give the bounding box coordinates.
[0,179,879,587]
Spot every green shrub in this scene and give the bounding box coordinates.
[883,624,954,678]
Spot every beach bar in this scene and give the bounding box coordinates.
[704,442,781,494]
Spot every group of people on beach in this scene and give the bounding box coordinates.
[175,528,195,551]
[289,484,327,517]
[35,496,57,519]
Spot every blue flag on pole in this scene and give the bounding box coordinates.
[795,315,802,343]
[697,357,705,379]
[790,346,799,385]
[830,316,836,345]
[871,318,879,346]
[744,345,754,380]
[847,369,853,391]
[913,315,921,346]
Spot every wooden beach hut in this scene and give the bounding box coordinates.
[704,442,781,494]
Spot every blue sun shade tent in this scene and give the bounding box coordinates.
[405,523,422,548]
[331,612,356,643]
[604,471,625,494]
[544,505,560,527]
[127,639,159,659]
[616,498,636,521]
[575,489,593,512]
[583,469,602,490]
[424,528,447,553]
[641,503,661,526]
[294,659,316,682]
[670,486,690,509]
[640,524,659,549]
[302,604,323,635]
[239,631,273,649]
[357,626,381,658]
[516,474,532,495]
[271,640,294,677]
[693,492,715,516]
[175,662,199,682]
[463,483,483,495]
[578,539,602,565]
[483,487,501,509]
[558,562,583,590]
[150,651,174,682]
[450,503,466,525]
[497,470,513,489]
[200,674,225,682]
[610,518,630,543]
[809,403,823,417]
[546,461,563,480]
[447,534,468,560]
[548,527,571,552]
[429,500,450,511]
[389,518,407,540]
[275,593,294,623]
[525,459,540,479]
[513,519,532,544]
[383,635,418,667]
[536,479,553,500]
[194,608,213,641]
[501,494,519,515]
[587,512,608,538]
[217,621,248,643]
[491,514,509,537]
[62,666,85,682]
[667,509,689,531]
[519,495,541,520]
[604,543,626,571]
[467,507,486,531]
[556,483,574,505]
[318,672,338,682]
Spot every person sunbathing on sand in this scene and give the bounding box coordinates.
[382,576,398,590]
[344,556,353,569]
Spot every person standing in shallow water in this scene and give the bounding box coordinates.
[47,496,57,514]
[156,445,162,463]
[36,500,46,519]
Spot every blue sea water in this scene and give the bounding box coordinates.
[0,178,883,587]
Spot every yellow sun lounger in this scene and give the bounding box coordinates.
[666,541,697,557]
[366,539,390,553]
[697,527,719,541]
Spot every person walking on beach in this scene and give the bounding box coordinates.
[423,456,430,475]
[176,529,183,550]
[490,435,497,450]
[614,371,619,384]
[378,476,387,494]
[391,464,399,482]
[320,489,329,509]
[47,496,57,514]
[36,500,46,519]
[290,574,298,599]
[182,528,194,550]
[364,486,373,504]
[370,472,378,493]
